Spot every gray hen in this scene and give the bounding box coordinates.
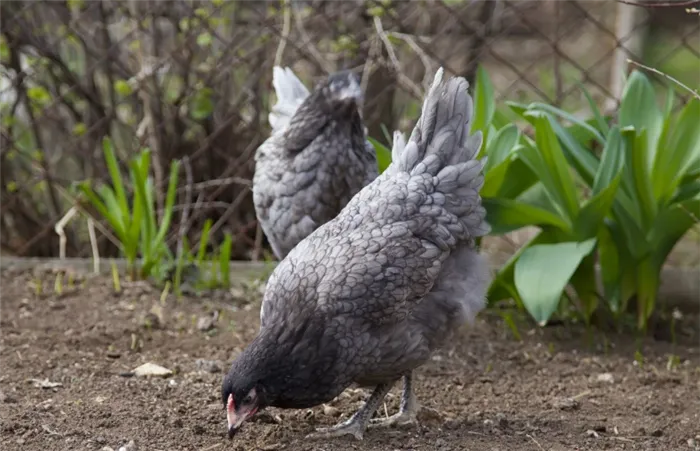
[253,66,379,259]
[222,68,491,441]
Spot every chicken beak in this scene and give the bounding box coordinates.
[226,394,243,440]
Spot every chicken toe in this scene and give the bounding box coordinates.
[306,382,394,441]
[370,373,419,429]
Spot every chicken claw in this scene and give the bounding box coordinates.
[306,382,394,441]
[305,415,366,441]
[370,373,419,429]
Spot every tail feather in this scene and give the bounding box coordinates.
[401,67,490,238]
[268,66,310,132]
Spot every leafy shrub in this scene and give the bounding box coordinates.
[489,70,700,331]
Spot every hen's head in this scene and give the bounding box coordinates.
[221,373,266,439]
[319,70,363,108]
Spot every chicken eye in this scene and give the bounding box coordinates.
[242,395,253,404]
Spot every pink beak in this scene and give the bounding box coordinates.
[227,394,240,439]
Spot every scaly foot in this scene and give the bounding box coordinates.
[305,382,394,441]
[370,373,419,429]
[305,415,366,441]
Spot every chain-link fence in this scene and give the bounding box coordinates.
[1,0,698,260]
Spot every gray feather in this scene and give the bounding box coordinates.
[253,67,379,261]
[226,67,490,412]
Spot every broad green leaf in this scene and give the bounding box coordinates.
[481,158,511,198]
[648,200,700,268]
[608,198,649,259]
[488,229,548,305]
[483,198,571,235]
[470,65,495,141]
[592,126,625,195]
[527,102,605,144]
[574,173,621,240]
[653,99,700,205]
[492,107,515,130]
[545,115,598,188]
[529,116,580,219]
[494,154,538,199]
[629,129,658,228]
[506,107,599,186]
[514,239,597,325]
[505,101,528,118]
[367,136,392,174]
[484,124,519,172]
[619,70,663,168]
[564,117,600,149]
[671,180,700,204]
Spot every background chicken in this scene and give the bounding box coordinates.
[222,67,491,441]
[253,67,379,260]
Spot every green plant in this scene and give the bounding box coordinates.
[164,225,234,294]
[79,137,179,279]
[489,70,700,331]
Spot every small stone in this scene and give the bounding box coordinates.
[197,315,216,332]
[586,429,600,438]
[132,363,172,378]
[322,404,340,417]
[95,436,106,444]
[28,378,63,389]
[195,359,222,374]
[118,440,136,451]
[596,373,615,384]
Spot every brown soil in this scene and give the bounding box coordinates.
[1,266,699,451]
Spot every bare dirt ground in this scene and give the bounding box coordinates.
[1,266,699,451]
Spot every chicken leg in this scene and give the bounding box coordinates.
[370,373,419,428]
[305,382,394,441]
